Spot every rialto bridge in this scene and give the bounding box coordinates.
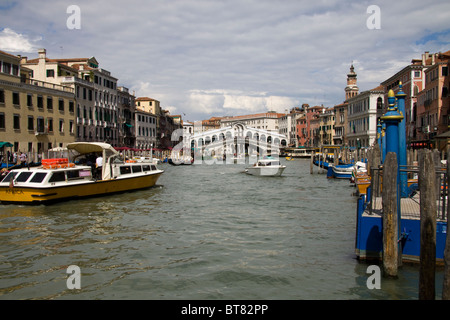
[176,122,288,158]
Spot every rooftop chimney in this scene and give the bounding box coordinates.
[38,48,46,60]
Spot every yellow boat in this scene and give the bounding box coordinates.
[0,142,164,205]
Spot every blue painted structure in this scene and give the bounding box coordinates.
[396,84,408,198]
[355,195,447,263]
[354,86,447,264]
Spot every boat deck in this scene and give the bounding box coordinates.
[363,192,447,222]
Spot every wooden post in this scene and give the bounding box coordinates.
[433,149,441,201]
[443,149,450,300]
[310,151,314,174]
[419,149,436,300]
[372,144,381,197]
[382,152,398,278]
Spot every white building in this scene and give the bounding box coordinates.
[135,109,157,150]
[346,85,384,148]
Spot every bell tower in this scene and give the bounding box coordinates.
[345,64,359,101]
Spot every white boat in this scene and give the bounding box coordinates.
[132,156,161,164]
[245,159,286,177]
[0,142,164,205]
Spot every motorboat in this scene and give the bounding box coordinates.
[0,142,164,205]
[244,158,286,177]
[168,155,193,165]
[327,161,367,179]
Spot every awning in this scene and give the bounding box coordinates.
[0,142,13,148]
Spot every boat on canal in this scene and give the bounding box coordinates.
[244,158,286,177]
[0,142,164,205]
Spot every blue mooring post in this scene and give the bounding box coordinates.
[380,89,404,263]
[396,82,408,198]
[381,121,386,163]
[381,90,403,157]
[377,118,382,162]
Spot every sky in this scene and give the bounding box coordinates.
[1,0,449,122]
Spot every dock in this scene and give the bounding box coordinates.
[356,192,448,264]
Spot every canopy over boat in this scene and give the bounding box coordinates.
[67,142,119,156]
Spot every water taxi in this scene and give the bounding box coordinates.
[284,147,313,159]
[0,142,164,205]
[245,158,286,177]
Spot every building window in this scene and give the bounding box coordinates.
[48,118,53,132]
[69,120,74,134]
[27,94,33,107]
[0,89,4,103]
[12,92,20,105]
[0,113,5,129]
[69,100,74,113]
[46,69,55,77]
[47,96,53,110]
[37,96,44,109]
[13,114,20,130]
[59,119,64,133]
[3,62,11,74]
[36,117,45,133]
[28,116,34,130]
[59,99,64,112]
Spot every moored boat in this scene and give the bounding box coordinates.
[0,142,164,205]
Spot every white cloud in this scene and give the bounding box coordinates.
[0,28,40,53]
[1,0,449,121]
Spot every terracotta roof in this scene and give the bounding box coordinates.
[136,97,158,101]
[223,112,285,120]
[370,85,384,92]
[0,50,20,60]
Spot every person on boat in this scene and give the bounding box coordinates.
[96,155,103,180]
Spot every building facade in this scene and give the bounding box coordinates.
[415,52,450,148]
[0,50,76,156]
[346,86,384,148]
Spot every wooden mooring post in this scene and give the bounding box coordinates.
[419,149,437,300]
[382,152,398,278]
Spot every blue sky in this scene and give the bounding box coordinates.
[1,0,449,122]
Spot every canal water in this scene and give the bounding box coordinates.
[0,158,444,300]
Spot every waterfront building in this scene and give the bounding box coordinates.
[333,102,348,146]
[346,85,384,148]
[117,86,136,148]
[318,108,335,146]
[136,97,179,149]
[220,111,284,132]
[202,117,222,132]
[380,51,432,145]
[22,49,120,146]
[296,105,324,147]
[0,50,76,155]
[415,51,450,151]
[279,107,303,147]
[135,108,157,150]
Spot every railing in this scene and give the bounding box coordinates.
[366,163,448,221]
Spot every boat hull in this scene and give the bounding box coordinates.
[0,172,163,205]
[245,166,286,177]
